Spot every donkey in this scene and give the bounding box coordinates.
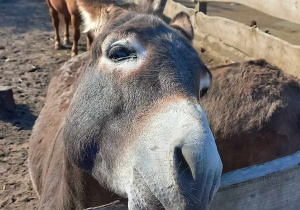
[201,60,300,173]
[45,0,93,56]
[29,1,222,210]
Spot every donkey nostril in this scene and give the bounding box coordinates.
[175,147,196,182]
[199,87,209,98]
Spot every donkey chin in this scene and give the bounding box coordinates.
[93,100,222,210]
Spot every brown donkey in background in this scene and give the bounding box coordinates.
[45,0,93,56]
[201,60,300,173]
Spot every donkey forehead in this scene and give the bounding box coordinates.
[104,13,171,36]
[89,12,203,83]
[95,13,198,56]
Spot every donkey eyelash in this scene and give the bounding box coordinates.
[107,45,138,62]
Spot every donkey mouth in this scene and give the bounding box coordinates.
[131,168,166,209]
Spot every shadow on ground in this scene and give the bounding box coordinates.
[0,105,37,130]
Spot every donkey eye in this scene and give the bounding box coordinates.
[107,45,137,62]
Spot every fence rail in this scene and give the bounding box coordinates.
[196,0,300,25]
[210,151,300,210]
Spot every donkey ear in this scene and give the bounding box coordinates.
[170,12,194,41]
[76,0,122,36]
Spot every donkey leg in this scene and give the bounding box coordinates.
[64,16,72,46]
[71,14,80,57]
[49,8,62,50]
[86,31,93,51]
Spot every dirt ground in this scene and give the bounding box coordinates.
[0,0,299,209]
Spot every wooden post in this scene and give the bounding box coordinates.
[195,1,207,14]
[154,0,167,14]
[0,86,15,111]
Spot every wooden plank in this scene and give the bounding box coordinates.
[211,151,300,209]
[195,2,207,14]
[163,0,300,79]
[210,152,300,209]
[196,0,300,25]
[219,151,300,187]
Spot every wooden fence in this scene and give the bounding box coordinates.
[164,0,300,79]
[196,0,300,25]
[210,151,300,210]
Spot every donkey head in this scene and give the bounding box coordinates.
[64,1,222,209]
